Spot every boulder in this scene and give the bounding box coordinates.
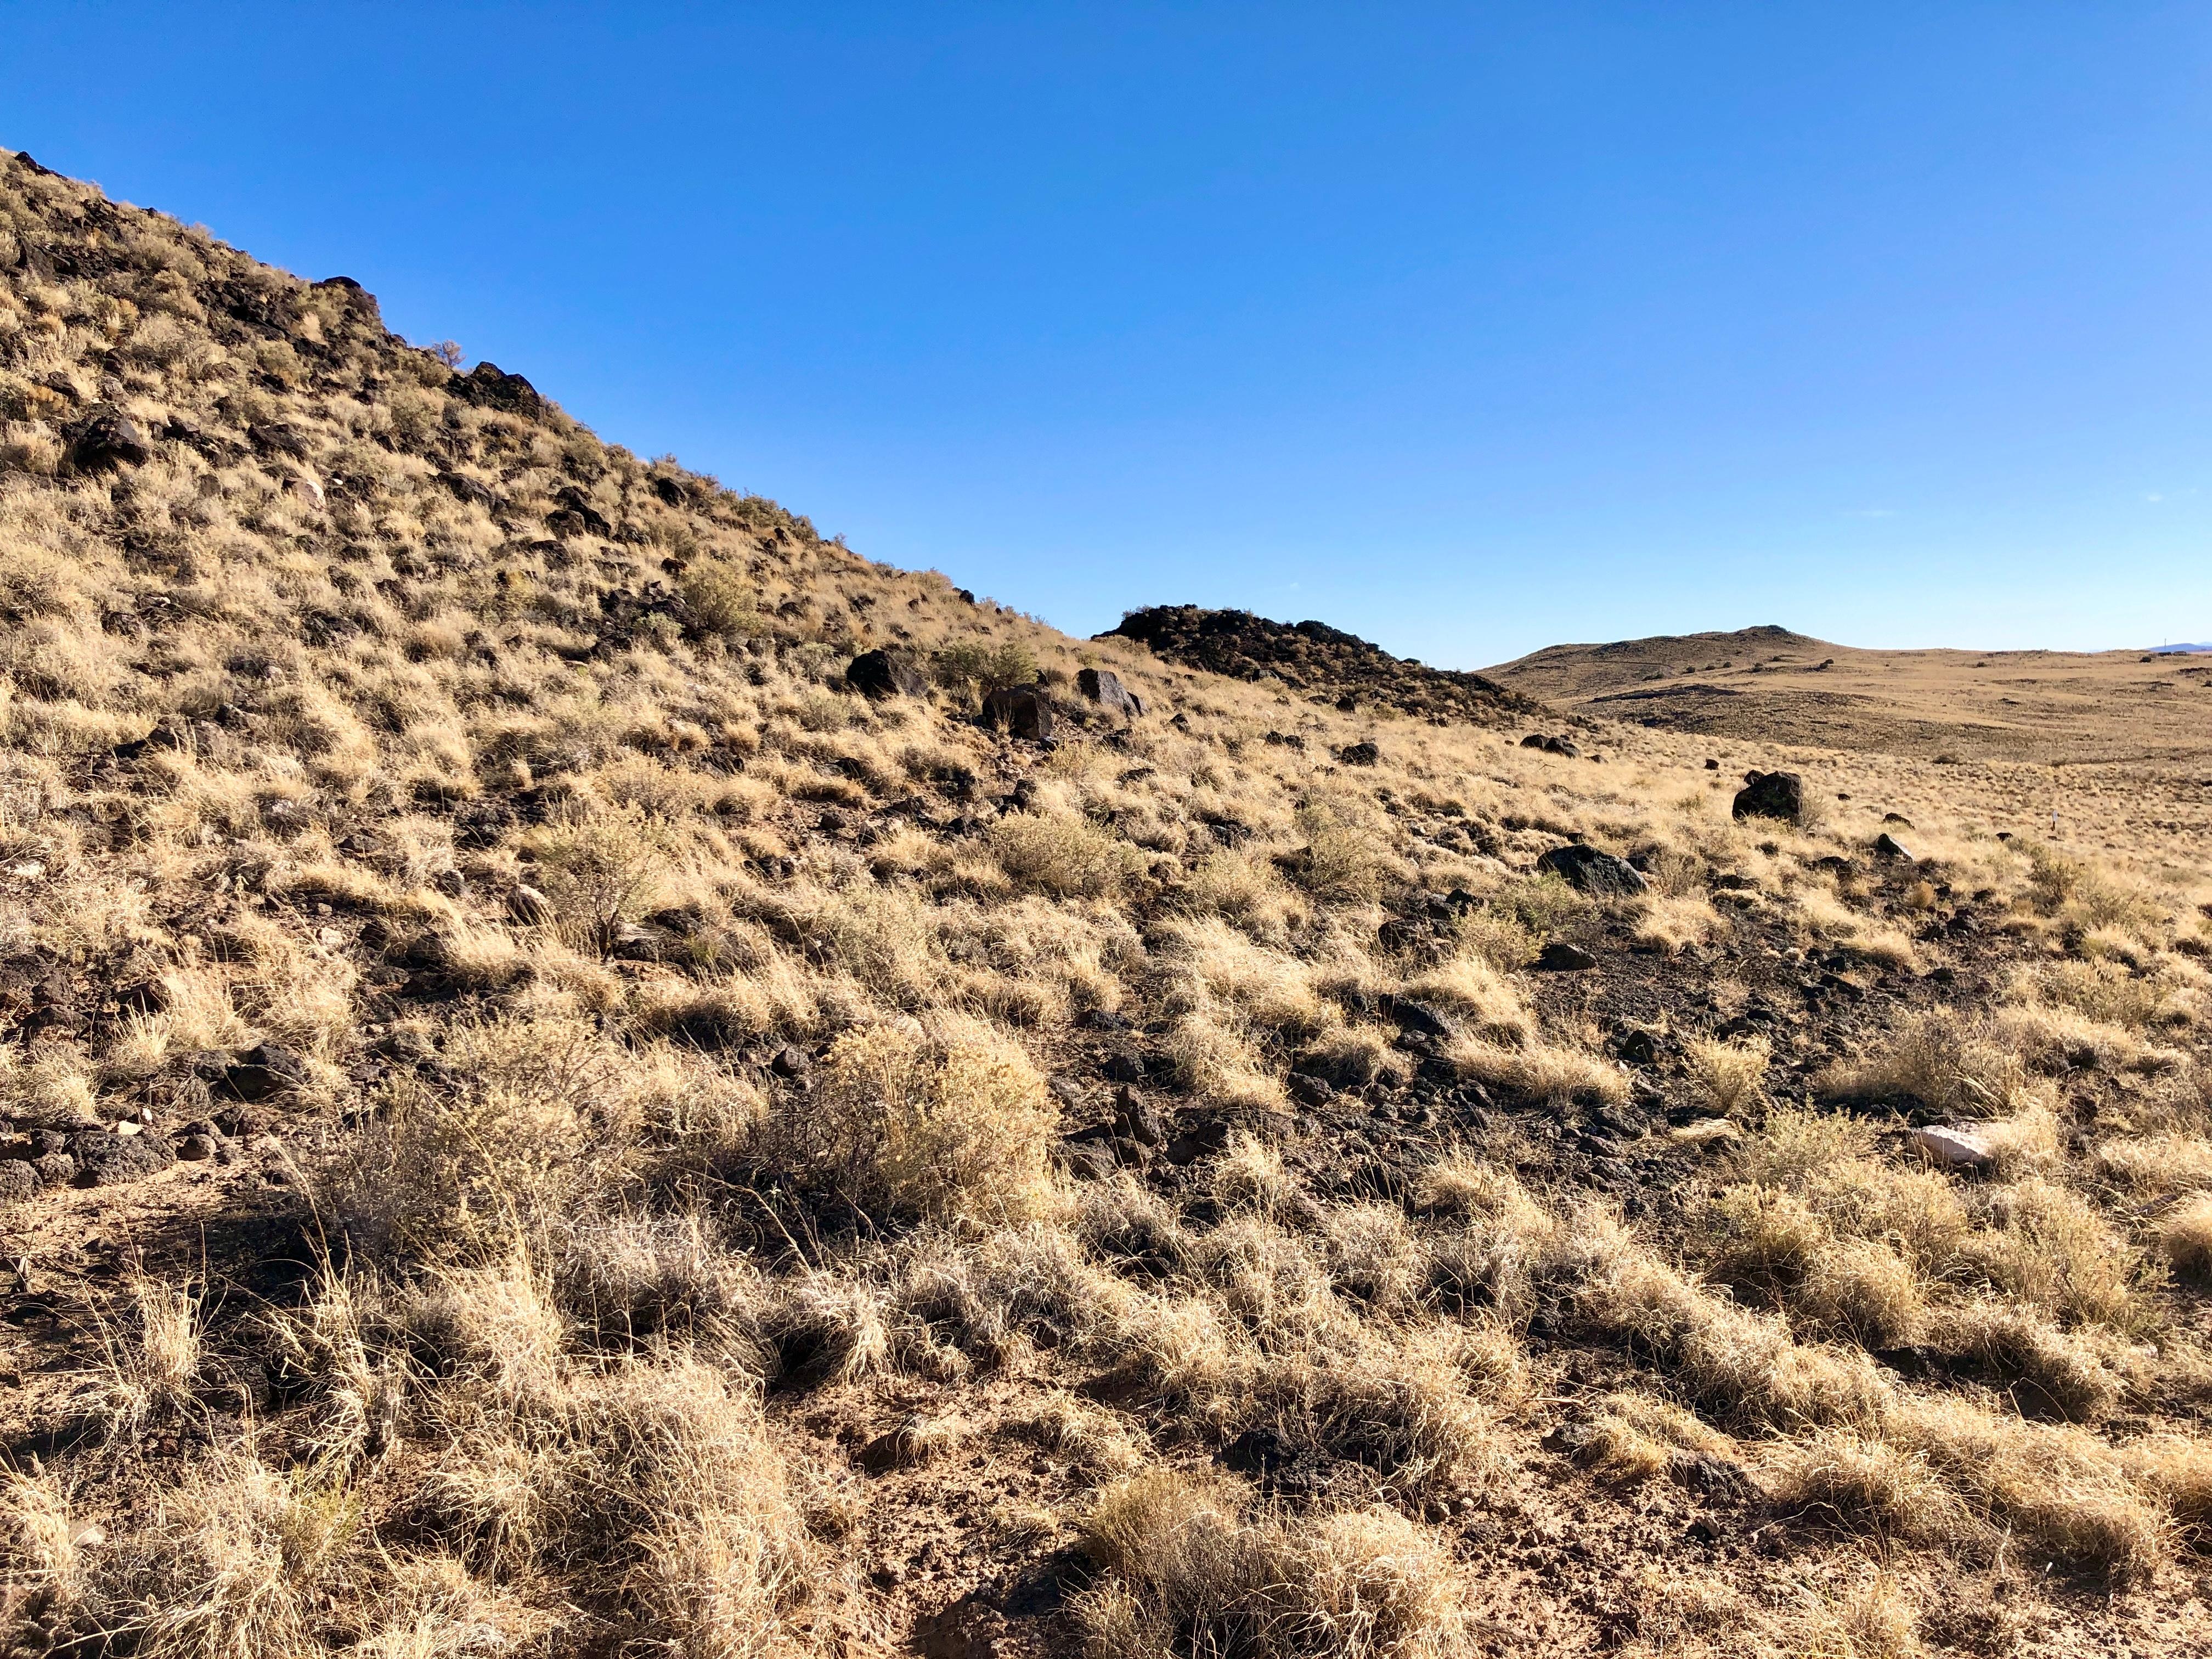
[1882,812,1915,828]
[63,405,151,473]
[1288,1073,1335,1108]
[0,1160,34,1203]
[1520,733,1549,749]
[1535,843,1650,897]
[845,648,929,700]
[71,1132,176,1188]
[31,1152,75,1188]
[1076,666,1143,717]
[982,684,1056,741]
[1113,1085,1165,1148]
[1544,736,1582,758]
[1339,741,1380,766]
[1537,941,1598,972]
[1873,832,1913,861]
[1911,1125,1993,1172]
[1732,770,1804,825]
[770,1045,812,1080]
[222,1042,311,1103]
[1390,998,1455,1041]
[1056,1134,1119,1183]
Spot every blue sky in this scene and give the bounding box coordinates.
[5,4,2209,665]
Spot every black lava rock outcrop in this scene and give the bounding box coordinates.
[1100,606,1533,726]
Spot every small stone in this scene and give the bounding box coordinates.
[31,1152,74,1188]
[770,1045,812,1079]
[1537,941,1598,972]
[1390,999,1455,1040]
[1288,1073,1335,1108]
[222,1042,310,1103]
[1911,1125,1994,1171]
[0,1161,35,1202]
[176,1134,217,1161]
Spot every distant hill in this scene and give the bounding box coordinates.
[1101,605,1534,724]
[1485,625,2212,764]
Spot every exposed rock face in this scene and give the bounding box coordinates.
[847,648,929,699]
[1535,843,1650,896]
[1733,769,1804,824]
[983,685,1055,741]
[1076,666,1143,718]
[1100,606,1531,725]
[64,404,151,472]
[447,360,544,416]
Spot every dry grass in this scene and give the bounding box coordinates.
[4,153,2210,1656]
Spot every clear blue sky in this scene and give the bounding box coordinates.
[6,4,2209,665]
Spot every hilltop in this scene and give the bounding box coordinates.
[2,150,2212,1658]
[1103,604,1534,726]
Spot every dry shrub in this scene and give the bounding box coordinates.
[1573,1392,1738,1486]
[989,811,1146,899]
[1765,1429,1964,1544]
[1892,1396,2166,1580]
[1444,1034,1626,1105]
[71,1277,205,1441]
[1282,799,1396,905]
[1795,1236,1923,1351]
[332,1016,633,1256]
[1822,1008,2025,1115]
[1685,1034,1769,1115]
[2095,1133,2212,1200]
[1239,1340,1496,1506]
[2120,1436,2212,1542]
[780,1013,1058,1225]
[521,802,672,959]
[1937,1303,2128,1423]
[1402,951,1530,1043]
[2155,1193,2212,1280]
[1077,1469,1463,1659]
[1961,1176,2153,1333]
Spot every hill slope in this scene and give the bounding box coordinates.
[1487,624,2212,767]
[4,150,2212,1657]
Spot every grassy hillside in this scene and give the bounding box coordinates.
[3,149,2212,1657]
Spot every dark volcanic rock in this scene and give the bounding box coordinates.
[982,684,1056,741]
[64,404,151,472]
[71,1132,176,1187]
[1732,770,1804,825]
[1339,741,1380,766]
[222,1042,311,1102]
[1537,941,1598,971]
[1076,666,1143,718]
[1873,832,1914,861]
[845,648,929,699]
[1535,843,1649,896]
[1099,606,1531,726]
[447,361,544,416]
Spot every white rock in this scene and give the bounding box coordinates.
[1912,1125,1993,1171]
